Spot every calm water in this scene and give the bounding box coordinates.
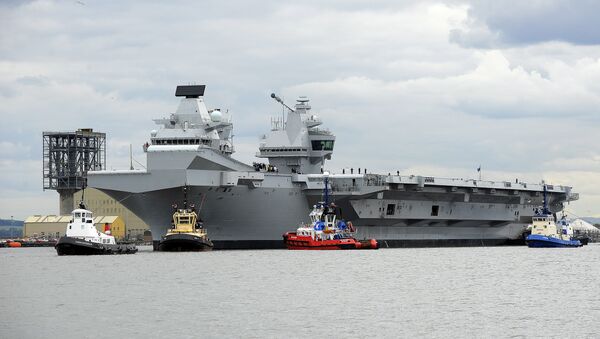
[1,245,599,338]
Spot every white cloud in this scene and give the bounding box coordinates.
[452,1,600,47]
[1,0,599,219]
[0,141,31,157]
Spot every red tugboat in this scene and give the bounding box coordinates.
[283,173,378,250]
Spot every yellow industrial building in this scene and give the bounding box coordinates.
[25,188,151,240]
[24,215,125,239]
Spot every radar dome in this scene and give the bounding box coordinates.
[210,110,222,122]
[150,130,158,137]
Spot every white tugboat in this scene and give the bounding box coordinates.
[525,185,582,248]
[55,201,138,255]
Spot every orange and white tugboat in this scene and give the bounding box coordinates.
[283,173,378,250]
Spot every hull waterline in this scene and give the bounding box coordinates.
[158,233,213,252]
[525,234,582,248]
[55,237,138,255]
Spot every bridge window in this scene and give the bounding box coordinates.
[311,140,334,151]
[431,205,439,216]
[386,204,395,215]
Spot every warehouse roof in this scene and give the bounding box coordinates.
[25,215,121,224]
[571,219,600,233]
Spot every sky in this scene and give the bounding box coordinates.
[1,0,600,219]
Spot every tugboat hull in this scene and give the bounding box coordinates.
[283,233,378,250]
[55,237,138,255]
[525,234,582,248]
[158,233,214,252]
[573,235,590,246]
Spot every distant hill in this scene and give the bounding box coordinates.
[0,219,23,238]
[0,219,23,227]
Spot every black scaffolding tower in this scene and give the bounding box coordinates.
[43,128,106,214]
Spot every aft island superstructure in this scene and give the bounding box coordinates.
[87,85,579,249]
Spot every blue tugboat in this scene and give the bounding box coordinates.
[526,185,582,248]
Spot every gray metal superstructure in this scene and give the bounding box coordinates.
[43,129,106,215]
[87,85,579,248]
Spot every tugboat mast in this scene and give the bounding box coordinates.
[182,186,188,210]
[542,183,549,215]
[79,185,87,210]
[323,172,330,206]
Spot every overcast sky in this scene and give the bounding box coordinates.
[1,0,600,219]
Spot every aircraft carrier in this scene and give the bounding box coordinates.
[87,85,579,249]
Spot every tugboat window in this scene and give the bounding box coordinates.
[431,205,439,216]
[386,204,395,215]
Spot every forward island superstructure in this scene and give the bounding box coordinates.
[87,85,579,249]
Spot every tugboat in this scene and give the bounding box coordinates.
[526,185,582,248]
[157,187,213,252]
[283,173,379,250]
[55,200,138,255]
